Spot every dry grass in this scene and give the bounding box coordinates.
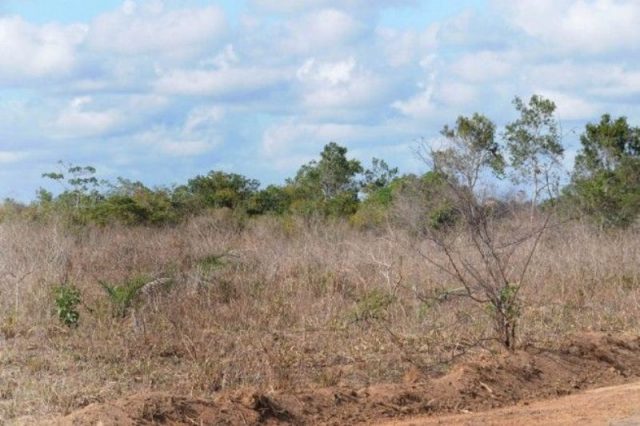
[0,211,639,422]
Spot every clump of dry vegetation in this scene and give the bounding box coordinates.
[1,212,639,422]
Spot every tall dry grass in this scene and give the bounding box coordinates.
[0,211,639,421]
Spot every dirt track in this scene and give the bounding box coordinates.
[379,381,640,425]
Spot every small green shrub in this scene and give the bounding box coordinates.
[350,289,395,323]
[53,284,81,328]
[99,275,148,318]
[197,253,226,273]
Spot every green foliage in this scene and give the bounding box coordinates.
[0,198,26,223]
[389,171,461,235]
[428,202,459,230]
[504,95,563,205]
[289,142,363,217]
[187,171,260,210]
[197,253,227,273]
[438,113,505,184]
[41,161,106,224]
[93,179,182,226]
[350,289,395,323]
[53,284,81,328]
[99,275,148,318]
[362,158,399,194]
[350,186,393,229]
[486,283,521,348]
[351,158,399,228]
[246,185,292,215]
[567,115,640,228]
[498,283,521,321]
[574,114,640,176]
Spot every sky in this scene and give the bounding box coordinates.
[1,0,640,201]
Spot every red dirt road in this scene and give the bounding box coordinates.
[379,381,640,426]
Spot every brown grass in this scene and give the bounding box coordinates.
[0,211,639,423]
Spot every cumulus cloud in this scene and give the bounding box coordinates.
[498,0,640,54]
[135,105,225,157]
[450,51,513,83]
[279,8,365,55]
[295,57,391,117]
[4,0,640,200]
[261,120,379,170]
[154,67,290,98]
[0,17,86,82]
[88,1,227,57]
[376,26,439,67]
[53,97,121,138]
[536,90,601,121]
[251,0,413,14]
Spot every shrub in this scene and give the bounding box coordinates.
[350,289,396,323]
[53,284,81,328]
[99,275,149,318]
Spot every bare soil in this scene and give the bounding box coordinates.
[380,381,640,425]
[38,332,640,425]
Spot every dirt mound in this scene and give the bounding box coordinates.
[49,333,640,425]
[47,390,297,426]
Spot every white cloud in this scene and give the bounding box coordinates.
[295,57,389,114]
[88,2,227,56]
[435,81,478,107]
[297,57,356,86]
[252,0,412,13]
[451,51,513,83]
[0,151,27,164]
[4,0,640,200]
[184,106,225,133]
[536,90,600,121]
[53,97,121,138]
[392,87,435,118]
[280,8,364,54]
[525,61,640,102]
[376,26,439,67]
[0,17,86,82]
[262,121,365,158]
[499,0,640,54]
[135,105,225,157]
[201,44,239,70]
[154,67,289,97]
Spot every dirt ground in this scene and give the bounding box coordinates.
[379,381,640,425]
[36,333,640,425]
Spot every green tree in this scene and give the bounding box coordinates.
[289,142,363,217]
[351,158,399,229]
[568,115,640,228]
[504,95,564,216]
[95,179,181,226]
[246,185,292,215]
[187,171,259,210]
[574,114,640,176]
[41,161,105,223]
[435,113,505,188]
[362,158,399,194]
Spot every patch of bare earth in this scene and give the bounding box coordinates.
[40,333,640,425]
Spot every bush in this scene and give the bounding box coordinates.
[99,275,149,318]
[350,289,396,323]
[53,284,81,328]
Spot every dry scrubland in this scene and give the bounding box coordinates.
[1,212,640,423]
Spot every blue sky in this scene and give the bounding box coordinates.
[1,0,639,201]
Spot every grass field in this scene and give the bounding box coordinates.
[1,212,639,422]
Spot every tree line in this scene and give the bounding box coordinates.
[1,95,639,229]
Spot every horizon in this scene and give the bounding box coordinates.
[1,0,640,201]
